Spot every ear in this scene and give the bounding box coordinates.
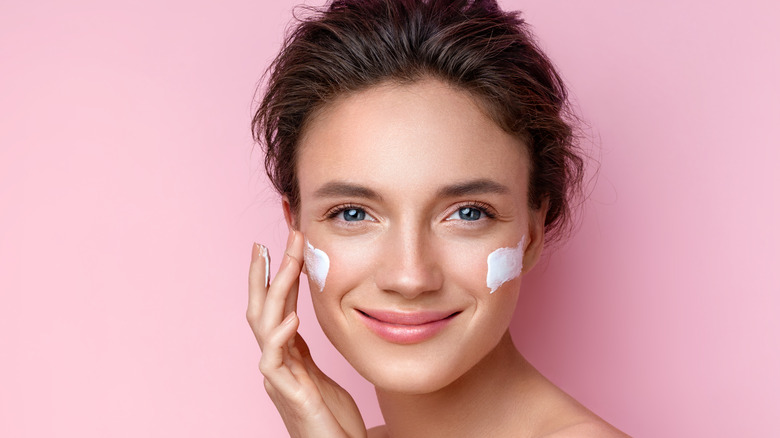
[282,196,296,231]
[282,196,308,275]
[522,198,549,273]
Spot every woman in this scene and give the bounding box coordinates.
[247,0,628,436]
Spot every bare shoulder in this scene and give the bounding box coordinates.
[367,424,388,438]
[539,419,630,438]
[368,420,627,438]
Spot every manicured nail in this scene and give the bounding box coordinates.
[252,242,261,262]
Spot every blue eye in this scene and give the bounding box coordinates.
[325,204,376,223]
[342,208,366,221]
[457,207,482,221]
[445,203,496,222]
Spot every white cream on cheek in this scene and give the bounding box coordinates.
[304,240,330,292]
[486,235,526,294]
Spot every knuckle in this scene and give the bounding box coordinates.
[245,308,260,324]
[257,351,278,376]
[258,358,270,375]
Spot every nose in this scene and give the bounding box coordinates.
[373,224,444,299]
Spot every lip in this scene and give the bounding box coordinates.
[356,309,460,344]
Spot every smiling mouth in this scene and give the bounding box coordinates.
[356,309,461,344]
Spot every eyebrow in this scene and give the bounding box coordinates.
[312,179,509,201]
[436,179,510,198]
[313,182,383,201]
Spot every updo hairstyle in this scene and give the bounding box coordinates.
[253,0,584,242]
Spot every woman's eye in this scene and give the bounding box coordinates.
[446,206,486,221]
[342,208,367,221]
[326,205,375,223]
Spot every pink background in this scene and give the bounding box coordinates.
[1,0,778,436]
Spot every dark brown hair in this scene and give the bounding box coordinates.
[253,0,584,242]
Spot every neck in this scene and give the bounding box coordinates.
[375,331,542,438]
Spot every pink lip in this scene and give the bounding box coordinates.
[356,309,459,344]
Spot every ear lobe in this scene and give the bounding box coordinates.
[522,198,549,273]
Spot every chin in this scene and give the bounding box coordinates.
[353,356,463,394]
[317,324,469,394]
[335,331,502,395]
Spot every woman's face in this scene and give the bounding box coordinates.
[290,78,546,393]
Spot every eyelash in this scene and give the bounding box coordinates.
[450,201,498,220]
[323,201,498,221]
[324,203,370,220]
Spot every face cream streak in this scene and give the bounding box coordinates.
[304,240,330,292]
[486,235,526,293]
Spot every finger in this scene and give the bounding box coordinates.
[284,275,299,351]
[283,274,299,325]
[282,232,300,318]
[259,230,304,333]
[287,334,327,383]
[284,344,310,383]
[258,311,304,396]
[246,243,270,334]
[287,334,309,369]
[292,332,313,361]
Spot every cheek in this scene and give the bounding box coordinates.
[306,236,527,300]
[485,235,526,294]
[439,240,493,296]
[304,240,330,292]
[308,238,381,342]
[309,238,379,297]
[443,236,527,297]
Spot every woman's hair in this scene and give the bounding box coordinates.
[253,0,584,242]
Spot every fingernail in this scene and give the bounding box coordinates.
[252,242,261,262]
[283,311,297,325]
[285,231,295,248]
[262,245,270,288]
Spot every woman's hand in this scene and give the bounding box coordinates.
[247,230,367,438]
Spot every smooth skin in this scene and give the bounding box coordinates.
[247,78,628,438]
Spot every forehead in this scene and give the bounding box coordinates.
[297,79,529,199]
